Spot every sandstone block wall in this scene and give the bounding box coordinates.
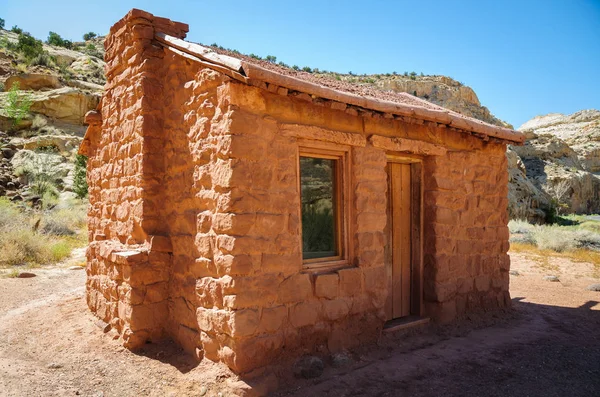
[84,9,512,375]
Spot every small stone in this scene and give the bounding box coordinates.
[95,320,111,333]
[543,275,560,282]
[17,272,36,278]
[47,362,63,369]
[509,270,521,276]
[199,386,207,396]
[331,352,353,368]
[68,265,84,270]
[586,283,600,291]
[293,356,324,379]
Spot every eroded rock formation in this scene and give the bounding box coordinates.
[510,110,600,218]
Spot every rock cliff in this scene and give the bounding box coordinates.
[375,75,512,129]
[317,72,512,129]
[0,27,104,204]
[509,110,600,221]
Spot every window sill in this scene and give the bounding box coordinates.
[301,260,352,274]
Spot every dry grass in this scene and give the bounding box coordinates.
[510,241,600,276]
[0,198,87,268]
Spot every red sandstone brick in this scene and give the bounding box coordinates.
[278,274,312,304]
[229,309,259,337]
[322,298,351,321]
[315,273,339,299]
[289,302,320,328]
[258,306,287,334]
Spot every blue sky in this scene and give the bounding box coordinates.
[2,0,599,128]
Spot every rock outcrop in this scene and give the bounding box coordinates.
[510,110,600,218]
[0,27,105,204]
[376,76,511,129]
[28,87,100,125]
[5,73,61,91]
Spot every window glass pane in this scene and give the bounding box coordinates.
[300,156,338,259]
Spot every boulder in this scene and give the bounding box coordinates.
[44,46,81,66]
[5,73,61,91]
[66,79,104,92]
[12,135,82,156]
[29,87,100,125]
[10,150,72,184]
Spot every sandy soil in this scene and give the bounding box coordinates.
[0,251,598,397]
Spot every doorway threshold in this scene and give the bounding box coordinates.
[383,316,430,333]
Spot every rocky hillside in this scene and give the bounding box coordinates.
[0,27,104,205]
[311,71,512,129]
[508,110,600,223]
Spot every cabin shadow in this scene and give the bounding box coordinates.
[132,339,199,374]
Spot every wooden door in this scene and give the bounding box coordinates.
[385,162,412,320]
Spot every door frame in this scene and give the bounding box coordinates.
[385,154,424,319]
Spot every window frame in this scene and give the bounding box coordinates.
[298,141,351,270]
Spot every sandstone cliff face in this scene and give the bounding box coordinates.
[376,75,512,129]
[511,110,600,219]
[0,27,105,203]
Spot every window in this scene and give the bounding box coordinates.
[299,145,349,268]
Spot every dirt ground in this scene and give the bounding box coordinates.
[0,250,599,397]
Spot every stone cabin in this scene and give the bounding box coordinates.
[80,9,525,374]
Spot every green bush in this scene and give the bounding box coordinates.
[73,154,88,199]
[0,18,5,29]
[29,180,59,200]
[47,31,72,49]
[83,32,97,41]
[5,82,32,125]
[83,43,102,59]
[16,32,44,59]
[11,25,22,34]
[265,55,277,63]
[302,66,312,73]
[50,241,71,262]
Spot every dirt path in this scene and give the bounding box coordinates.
[0,251,599,396]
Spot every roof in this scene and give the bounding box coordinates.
[154,33,525,144]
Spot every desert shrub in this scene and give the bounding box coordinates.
[73,154,88,198]
[83,32,97,41]
[42,206,86,236]
[29,52,53,67]
[0,202,52,266]
[0,197,20,226]
[0,18,5,29]
[49,241,71,262]
[0,228,52,266]
[11,25,22,34]
[47,31,72,49]
[0,198,86,267]
[302,66,312,73]
[265,55,277,63]
[29,180,59,200]
[531,226,578,252]
[16,32,44,59]
[5,82,32,125]
[508,219,536,244]
[83,43,102,59]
